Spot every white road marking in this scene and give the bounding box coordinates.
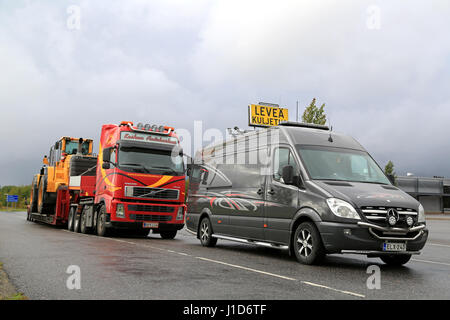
[427,242,450,249]
[61,229,367,298]
[412,259,450,267]
[196,256,365,298]
[301,281,366,298]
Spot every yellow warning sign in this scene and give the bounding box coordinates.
[248,104,289,127]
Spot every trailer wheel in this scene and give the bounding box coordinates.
[160,230,177,239]
[97,205,110,237]
[68,207,76,231]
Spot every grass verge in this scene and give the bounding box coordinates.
[0,262,28,300]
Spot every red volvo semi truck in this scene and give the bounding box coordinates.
[28,121,187,239]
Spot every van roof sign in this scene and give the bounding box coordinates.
[248,104,289,127]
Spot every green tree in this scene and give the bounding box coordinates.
[302,98,327,125]
[384,160,396,177]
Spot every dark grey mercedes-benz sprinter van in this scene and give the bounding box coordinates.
[186,122,428,265]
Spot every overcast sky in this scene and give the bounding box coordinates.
[1,0,449,186]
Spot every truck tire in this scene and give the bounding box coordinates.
[199,217,217,247]
[380,254,412,266]
[73,210,81,233]
[96,205,110,237]
[160,230,177,239]
[80,209,92,234]
[293,222,325,265]
[68,207,76,231]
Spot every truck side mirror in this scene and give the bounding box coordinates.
[282,165,294,185]
[43,156,49,166]
[103,148,111,163]
[102,162,111,170]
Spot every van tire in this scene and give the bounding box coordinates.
[293,222,325,265]
[380,254,412,266]
[199,217,217,247]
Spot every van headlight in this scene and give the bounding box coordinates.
[116,204,125,218]
[418,204,426,223]
[326,198,360,220]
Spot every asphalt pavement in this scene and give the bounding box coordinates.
[1,211,450,300]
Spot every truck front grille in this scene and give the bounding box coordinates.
[127,204,175,213]
[125,186,179,200]
[129,214,172,222]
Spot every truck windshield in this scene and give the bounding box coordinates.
[296,145,390,185]
[118,146,184,176]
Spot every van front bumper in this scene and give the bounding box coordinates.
[317,221,428,256]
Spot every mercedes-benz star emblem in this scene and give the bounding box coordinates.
[387,208,399,226]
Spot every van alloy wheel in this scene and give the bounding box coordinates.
[293,222,325,265]
[199,217,217,247]
[200,222,209,242]
[297,229,313,258]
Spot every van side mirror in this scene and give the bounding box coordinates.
[102,162,111,170]
[201,169,209,185]
[387,174,396,185]
[282,165,294,185]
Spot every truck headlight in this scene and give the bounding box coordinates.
[116,204,125,218]
[418,204,426,223]
[176,207,184,221]
[326,198,360,220]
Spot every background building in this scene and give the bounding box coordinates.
[396,176,450,213]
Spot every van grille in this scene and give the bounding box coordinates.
[360,206,418,228]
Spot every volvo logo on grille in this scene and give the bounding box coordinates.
[386,208,399,226]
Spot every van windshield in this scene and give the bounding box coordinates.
[296,145,390,185]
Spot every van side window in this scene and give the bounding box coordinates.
[273,147,298,183]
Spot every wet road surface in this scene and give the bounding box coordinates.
[1,211,450,299]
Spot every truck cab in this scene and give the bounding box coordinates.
[72,121,186,239]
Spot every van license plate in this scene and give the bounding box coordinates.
[143,222,159,228]
[383,242,406,252]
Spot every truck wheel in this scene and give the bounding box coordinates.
[199,217,217,247]
[380,254,412,266]
[97,205,110,237]
[73,211,81,233]
[68,207,75,231]
[160,230,177,239]
[293,222,325,265]
[80,210,91,234]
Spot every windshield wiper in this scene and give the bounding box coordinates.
[120,163,151,173]
[150,166,179,175]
